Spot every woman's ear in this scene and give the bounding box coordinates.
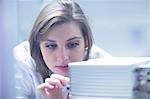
[84,37,88,48]
[84,47,88,60]
[84,47,88,52]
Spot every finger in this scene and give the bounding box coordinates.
[37,83,54,96]
[37,83,54,91]
[50,74,70,86]
[45,78,63,88]
[45,88,51,96]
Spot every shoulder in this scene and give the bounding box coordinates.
[14,41,43,98]
[89,44,112,59]
[13,41,36,70]
[13,41,30,60]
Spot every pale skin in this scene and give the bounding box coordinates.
[37,21,86,99]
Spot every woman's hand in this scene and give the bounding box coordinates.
[37,74,70,99]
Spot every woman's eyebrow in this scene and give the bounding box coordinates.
[43,39,56,42]
[67,37,82,41]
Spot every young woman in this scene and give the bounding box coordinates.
[13,0,111,99]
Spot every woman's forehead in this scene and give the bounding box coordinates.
[47,22,82,36]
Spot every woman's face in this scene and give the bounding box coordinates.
[40,22,85,77]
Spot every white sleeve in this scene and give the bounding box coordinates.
[14,59,34,99]
[89,44,112,59]
[13,41,34,99]
[13,41,42,99]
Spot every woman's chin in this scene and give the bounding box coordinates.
[54,68,69,77]
[54,71,68,77]
[61,72,69,77]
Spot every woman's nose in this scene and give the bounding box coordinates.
[57,49,69,63]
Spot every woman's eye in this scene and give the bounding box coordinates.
[45,44,57,49]
[67,42,79,49]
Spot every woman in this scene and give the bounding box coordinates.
[13,0,111,99]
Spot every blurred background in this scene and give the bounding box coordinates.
[0,0,150,98]
[14,0,150,57]
[77,0,150,57]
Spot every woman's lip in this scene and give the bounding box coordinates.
[56,65,68,67]
[55,65,68,70]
